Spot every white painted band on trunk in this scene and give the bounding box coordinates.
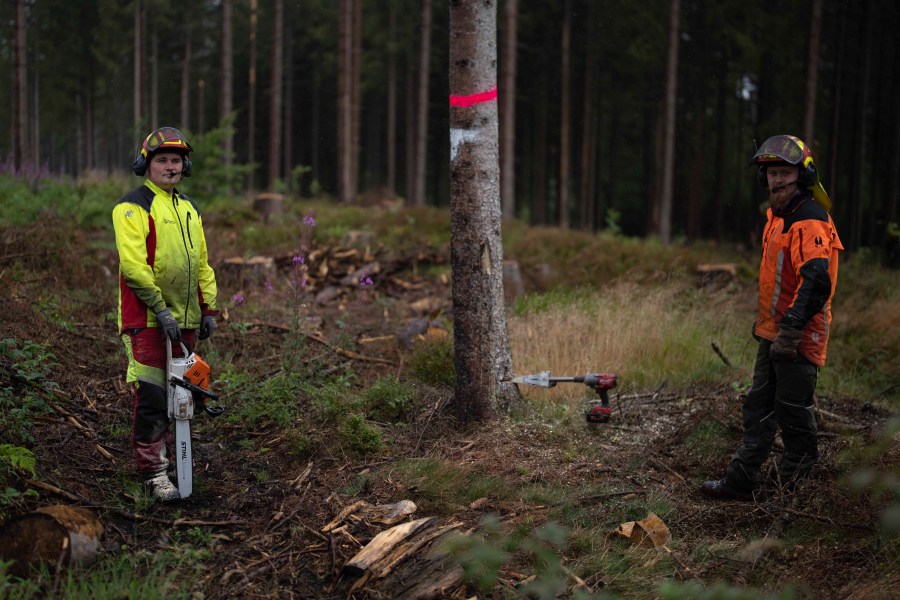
[450,128,481,162]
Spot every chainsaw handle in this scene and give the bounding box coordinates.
[203,405,225,417]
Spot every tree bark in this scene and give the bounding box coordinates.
[413,0,433,206]
[558,0,572,229]
[500,0,518,220]
[449,0,519,422]
[268,0,284,189]
[803,0,822,144]
[657,0,681,245]
[221,0,234,175]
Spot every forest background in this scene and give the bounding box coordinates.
[1,1,900,597]
[3,0,900,255]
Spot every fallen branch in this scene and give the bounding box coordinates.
[577,490,643,503]
[710,341,733,367]
[52,403,115,462]
[305,333,397,365]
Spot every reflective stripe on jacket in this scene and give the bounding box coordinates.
[113,180,218,334]
[754,192,843,366]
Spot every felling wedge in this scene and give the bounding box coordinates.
[166,339,224,499]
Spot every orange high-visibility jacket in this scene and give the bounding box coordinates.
[754,193,843,366]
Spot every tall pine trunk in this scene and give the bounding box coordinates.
[338,0,353,202]
[180,34,191,131]
[134,0,144,141]
[247,0,258,195]
[803,0,822,144]
[558,0,572,228]
[657,0,680,245]
[283,22,294,189]
[12,0,27,171]
[221,0,234,176]
[500,0,518,220]
[449,0,518,422]
[387,2,398,196]
[413,0,433,206]
[268,0,284,189]
[352,0,362,197]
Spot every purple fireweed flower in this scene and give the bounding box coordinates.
[264,280,273,293]
[301,278,310,288]
[303,214,316,228]
[232,293,245,306]
[292,255,305,264]
[359,275,374,287]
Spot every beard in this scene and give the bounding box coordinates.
[768,183,796,211]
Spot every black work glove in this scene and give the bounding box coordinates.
[770,328,803,361]
[199,315,216,340]
[156,308,182,342]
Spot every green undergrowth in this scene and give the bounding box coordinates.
[0,549,199,600]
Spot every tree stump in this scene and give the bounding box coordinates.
[253,192,284,223]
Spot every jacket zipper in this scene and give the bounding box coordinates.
[172,193,193,328]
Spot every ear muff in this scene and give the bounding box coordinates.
[132,140,149,176]
[797,157,817,188]
[756,165,768,188]
[181,155,192,178]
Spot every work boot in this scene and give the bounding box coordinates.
[145,471,181,502]
[699,478,754,502]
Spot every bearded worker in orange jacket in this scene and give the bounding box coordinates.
[701,135,843,501]
[113,127,219,502]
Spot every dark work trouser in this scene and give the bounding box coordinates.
[725,339,819,492]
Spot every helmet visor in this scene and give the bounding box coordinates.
[752,135,805,165]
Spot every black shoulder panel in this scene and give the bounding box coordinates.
[781,198,828,234]
[116,185,155,212]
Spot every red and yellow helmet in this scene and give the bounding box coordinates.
[132,127,193,177]
[751,135,830,211]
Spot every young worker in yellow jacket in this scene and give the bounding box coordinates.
[112,127,219,501]
[702,135,843,501]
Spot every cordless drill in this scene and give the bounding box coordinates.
[509,371,619,423]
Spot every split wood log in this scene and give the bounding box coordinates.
[343,517,434,577]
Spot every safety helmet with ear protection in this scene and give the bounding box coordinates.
[132,127,193,178]
[751,134,831,211]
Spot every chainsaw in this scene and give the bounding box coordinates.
[510,371,618,423]
[166,340,224,498]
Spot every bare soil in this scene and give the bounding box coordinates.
[0,220,896,599]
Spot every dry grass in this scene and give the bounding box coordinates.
[507,279,758,407]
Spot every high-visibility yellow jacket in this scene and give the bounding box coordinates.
[753,192,843,366]
[113,180,218,334]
